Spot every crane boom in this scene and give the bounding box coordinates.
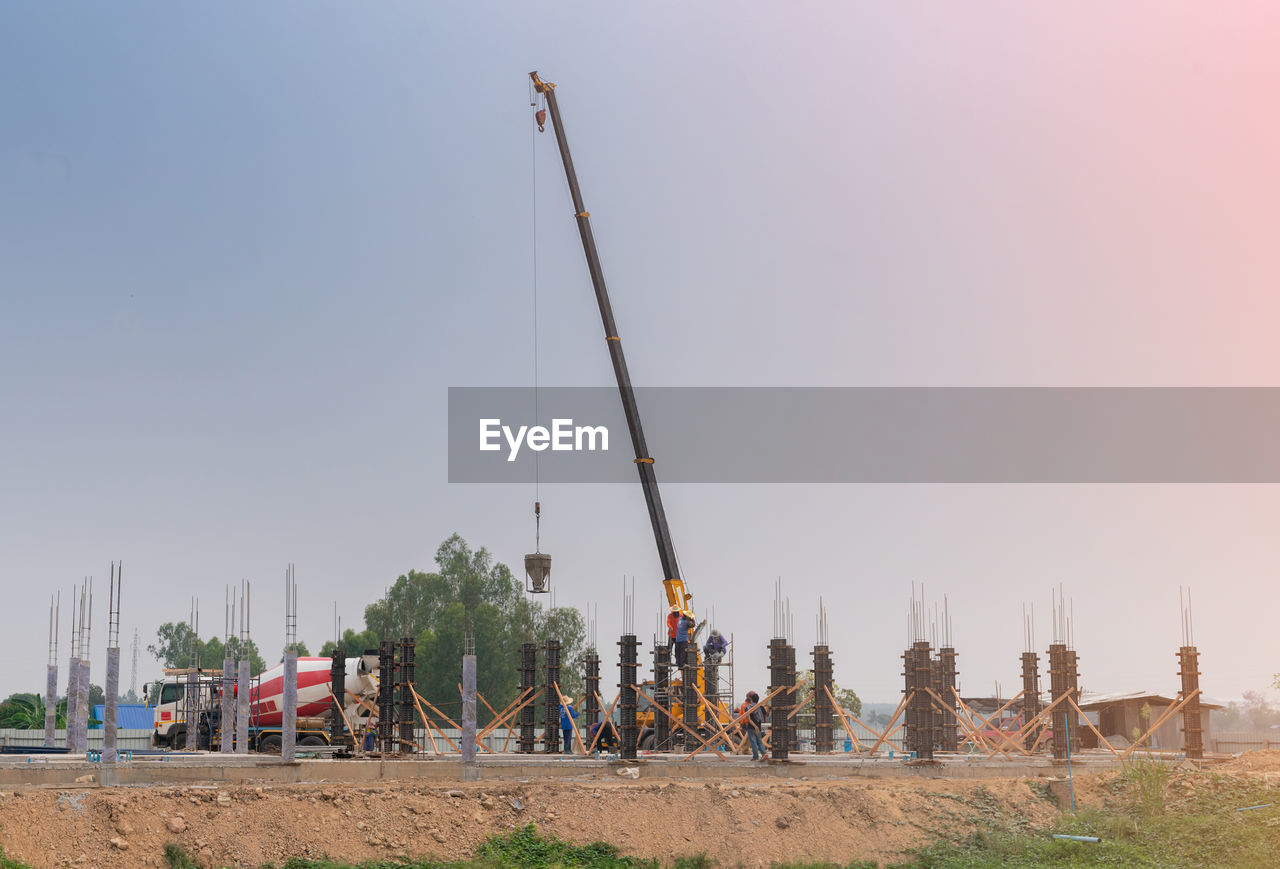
[530,71,690,612]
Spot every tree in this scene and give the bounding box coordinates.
[0,694,53,729]
[351,534,587,718]
[791,669,862,731]
[148,622,267,674]
[320,628,380,659]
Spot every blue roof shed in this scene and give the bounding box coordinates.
[90,704,154,730]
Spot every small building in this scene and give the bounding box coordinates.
[1077,691,1221,751]
[90,704,154,730]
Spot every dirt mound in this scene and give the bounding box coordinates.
[0,776,1062,868]
[1221,749,1280,773]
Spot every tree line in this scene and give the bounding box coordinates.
[145,534,587,722]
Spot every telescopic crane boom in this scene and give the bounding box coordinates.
[530,70,691,614]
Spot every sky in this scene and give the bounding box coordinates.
[2,2,1279,705]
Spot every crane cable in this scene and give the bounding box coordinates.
[531,85,542,552]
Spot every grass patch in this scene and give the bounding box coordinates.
[889,767,1280,869]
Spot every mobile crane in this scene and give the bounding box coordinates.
[531,73,733,747]
[529,70,691,616]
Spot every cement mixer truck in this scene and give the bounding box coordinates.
[149,654,380,752]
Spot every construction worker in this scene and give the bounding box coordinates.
[703,629,727,664]
[666,604,680,664]
[559,701,578,754]
[590,719,619,754]
[674,609,695,668]
[742,691,767,761]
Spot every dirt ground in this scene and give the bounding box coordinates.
[0,770,1080,869]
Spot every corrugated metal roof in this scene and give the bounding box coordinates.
[90,704,154,730]
[1078,690,1222,710]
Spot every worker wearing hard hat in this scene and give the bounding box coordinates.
[674,608,696,668]
[703,629,728,665]
[666,604,680,665]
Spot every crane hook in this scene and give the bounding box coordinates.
[535,108,546,133]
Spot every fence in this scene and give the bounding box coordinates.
[0,729,155,751]
[1210,730,1279,754]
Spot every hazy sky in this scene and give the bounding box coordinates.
[3,3,1279,704]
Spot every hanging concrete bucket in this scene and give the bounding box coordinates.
[524,552,551,594]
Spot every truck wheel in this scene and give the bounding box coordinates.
[299,735,326,746]
[258,734,282,753]
[169,728,186,750]
[639,732,655,751]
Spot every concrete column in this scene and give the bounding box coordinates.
[44,665,58,748]
[75,658,91,753]
[236,659,250,753]
[185,672,197,750]
[461,654,478,780]
[103,648,120,764]
[65,657,80,751]
[282,651,297,761]
[221,655,235,753]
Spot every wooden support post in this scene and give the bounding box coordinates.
[1066,696,1119,756]
[407,689,443,753]
[634,686,728,760]
[985,689,1074,759]
[867,691,912,756]
[823,685,867,753]
[683,683,788,760]
[586,691,621,753]
[479,688,532,740]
